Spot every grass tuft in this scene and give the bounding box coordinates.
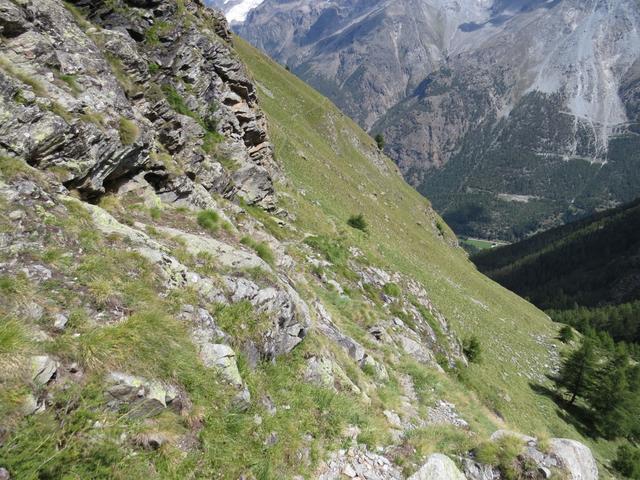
[240,236,275,266]
[197,209,220,232]
[118,117,140,145]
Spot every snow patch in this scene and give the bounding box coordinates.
[224,0,264,23]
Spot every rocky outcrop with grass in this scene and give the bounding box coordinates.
[0,0,601,478]
[0,0,276,208]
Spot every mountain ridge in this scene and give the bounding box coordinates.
[232,0,640,240]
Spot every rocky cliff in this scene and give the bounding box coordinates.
[0,0,603,478]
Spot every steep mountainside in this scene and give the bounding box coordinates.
[473,198,640,310]
[232,0,640,240]
[0,0,613,478]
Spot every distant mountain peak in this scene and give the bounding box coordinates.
[205,0,264,23]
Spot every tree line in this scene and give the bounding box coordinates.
[555,330,640,478]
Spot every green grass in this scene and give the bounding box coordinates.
[234,37,619,474]
[0,156,32,180]
[58,73,82,95]
[196,209,220,232]
[462,237,497,250]
[475,434,524,480]
[240,236,275,266]
[145,21,172,45]
[0,55,47,97]
[162,85,192,117]
[382,283,401,297]
[118,117,140,145]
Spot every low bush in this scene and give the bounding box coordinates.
[197,209,220,232]
[613,444,640,479]
[558,325,574,343]
[383,283,401,297]
[463,336,482,363]
[347,214,368,232]
[475,435,523,480]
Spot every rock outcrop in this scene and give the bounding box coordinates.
[408,453,466,480]
[0,0,277,209]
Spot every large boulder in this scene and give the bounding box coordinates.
[409,453,466,480]
[549,439,598,480]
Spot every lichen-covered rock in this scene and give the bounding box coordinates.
[317,446,403,480]
[549,439,598,480]
[408,453,466,480]
[198,343,243,386]
[105,372,180,417]
[224,276,309,358]
[304,356,335,388]
[461,458,499,480]
[30,355,58,387]
[0,0,277,208]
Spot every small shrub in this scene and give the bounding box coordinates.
[145,21,172,45]
[475,435,523,480]
[436,221,445,235]
[613,444,640,479]
[558,325,574,343]
[347,213,368,232]
[374,133,385,150]
[303,236,348,265]
[383,283,401,297]
[254,242,275,265]
[149,206,162,220]
[197,209,220,232]
[118,117,139,145]
[463,336,482,363]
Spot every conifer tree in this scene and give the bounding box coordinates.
[555,335,597,405]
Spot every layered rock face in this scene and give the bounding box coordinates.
[234,0,640,240]
[0,0,277,209]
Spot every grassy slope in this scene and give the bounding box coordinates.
[234,38,619,472]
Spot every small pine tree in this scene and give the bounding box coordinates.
[347,214,368,232]
[587,344,636,438]
[463,336,482,363]
[559,325,574,343]
[555,335,597,405]
[374,133,385,150]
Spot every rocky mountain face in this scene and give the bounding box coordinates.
[234,0,640,240]
[0,0,601,478]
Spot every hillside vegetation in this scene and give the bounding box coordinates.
[0,0,618,478]
[473,198,640,310]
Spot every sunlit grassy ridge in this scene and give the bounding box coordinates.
[234,38,619,472]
